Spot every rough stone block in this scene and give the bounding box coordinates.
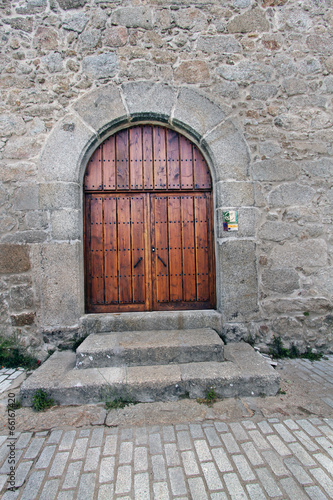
[40,113,96,182]
[82,53,117,79]
[104,27,128,47]
[173,88,226,138]
[33,27,59,51]
[112,7,153,29]
[11,312,35,326]
[261,298,332,315]
[122,81,175,120]
[301,158,333,178]
[217,61,273,83]
[268,183,316,207]
[42,52,63,73]
[270,239,327,268]
[259,221,299,241]
[4,136,42,160]
[51,210,81,241]
[0,244,30,274]
[218,240,258,321]
[3,17,33,32]
[261,268,300,293]
[0,114,26,137]
[62,13,88,33]
[172,7,207,31]
[197,35,242,54]
[174,61,210,84]
[282,78,308,96]
[252,159,299,181]
[216,181,254,207]
[10,284,34,311]
[39,183,80,210]
[249,84,278,100]
[203,121,250,181]
[74,85,127,135]
[227,7,269,33]
[217,207,260,238]
[58,0,87,9]
[31,243,82,327]
[13,184,39,211]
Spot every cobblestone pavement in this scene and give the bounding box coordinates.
[0,356,332,499]
[0,369,25,395]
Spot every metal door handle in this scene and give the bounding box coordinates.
[158,255,167,267]
[134,257,143,268]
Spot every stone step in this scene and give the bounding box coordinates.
[79,310,223,336]
[20,343,280,406]
[76,328,224,369]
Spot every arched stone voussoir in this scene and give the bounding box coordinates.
[201,120,250,182]
[73,84,128,136]
[121,81,177,119]
[39,113,97,183]
[172,87,229,140]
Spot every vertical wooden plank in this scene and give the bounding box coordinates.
[116,129,129,190]
[194,146,211,189]
[180,136,194,189]
[103,135,116,190]
[194,194,209,301]
[168,196,183,302]
[131,195,145,304]
[181,195,196,302]
[84,147,102,191]
[90,196,104,304]
[153,126,167,189]
[104,196,118,304]
[167,129,180,190]
[143,126,153,189]
[118,196,132,304]
[130,127,143,190]
[153,195,169,304]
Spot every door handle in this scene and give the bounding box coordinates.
[152,246,155,252]
[158,255,167,267]
[134,257,143,268]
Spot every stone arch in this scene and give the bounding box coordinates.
[38,82,257,334]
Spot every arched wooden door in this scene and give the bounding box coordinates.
[84,125,216,313]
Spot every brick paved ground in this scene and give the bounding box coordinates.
[0,356,332,499]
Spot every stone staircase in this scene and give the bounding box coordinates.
[20,312,280,406]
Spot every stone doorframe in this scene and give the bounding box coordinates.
[37,81,258,339]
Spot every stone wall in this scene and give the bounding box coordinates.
[0,0,332,356]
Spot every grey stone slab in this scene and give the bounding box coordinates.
[112,6,153,29]
[74,85,127,135]
[40,113,96,183]
[173,87,227,138]
[216,180,254,207]
[202,120,250,181]
[76,329,224,368]
[122,81,175,121]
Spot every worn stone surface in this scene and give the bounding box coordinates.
[0,245,30,274]
[0,0,331,353]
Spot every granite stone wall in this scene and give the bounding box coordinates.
[0,0,332,356]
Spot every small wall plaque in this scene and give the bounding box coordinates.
[223,210,238,231]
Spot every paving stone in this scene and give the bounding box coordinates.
[256,467,282,497]
[115,465,132,494]
[288,442,316,466]
[177,431,192,451]
[211,447,233,472]
[297,420,322,437]
[153,481,170,500]
[181,450,200,476]
[59,430,76,451]
[47,430,63,444]
[134,472,150,500]
[223,472,247,499]
[84,447,101,471]
[49,452,70,477]
[283,419,300,431]
[152,454,167,480]
[162,426,176,442]
[134,447,148,471]
[24,437,45,459]
[305,485,329,500]
[316,436,333,457]
[99,456,115,483]
[168,466,187,496]
[90,428,104,448]
[77,472,96,499]
[246,483,267,500]
[165,443,180,466]
[119,441,133,464]
[149,433,162,454]
[266,435,291,456]
[262,450,288,476]
[295,430,320,452]
[35,445,56,469]
[214,422,229,433]
[204,427,222,447]
[71,437,88,460]
[188,476,209,499]
[39,479,60,500]
[15,461,33,487]
[310,468,333,496]
[16,433,32,449]
[280,477,309,499]
[62,461,82,489]
[194,440,212,462]
[232,454,255,480]
[241,441,264,466]
[284,457,313,485]
[98,483,114,500]
[103,435,117,455]
[229,423,248,441]
[201,462,223,491]
[135,428,148,446]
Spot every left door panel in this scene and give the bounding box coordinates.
[85,193,148,313]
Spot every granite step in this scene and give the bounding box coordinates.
[20,343,280,406]
[76,328,224,369]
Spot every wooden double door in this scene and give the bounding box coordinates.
[84,125,216,313]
